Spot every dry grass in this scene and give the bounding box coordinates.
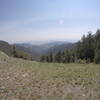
[0,51,100,100]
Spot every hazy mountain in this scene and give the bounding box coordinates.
[22,40,68,45]
[0,40,74,60]
[15,41,74,60]
[46,43,74,54]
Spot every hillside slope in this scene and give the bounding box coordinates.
[0,51,100,100]
[0,40,32,60]
[0,40,13,56]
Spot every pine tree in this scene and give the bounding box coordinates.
[61,51,66,63]
[46,56,49,62]
[95,29,100,47]
[65,50,71,63]
[13,45,17,57]
[94,41,100,64]
[49,52,53,62]
[55,51,62,63]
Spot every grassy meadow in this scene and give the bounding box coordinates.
[0,51,100,100]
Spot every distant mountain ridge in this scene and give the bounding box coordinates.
[0,40,74,60]
[14,41,74,60]
[46,43,74,54]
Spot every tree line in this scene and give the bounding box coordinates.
[40,29,100,64]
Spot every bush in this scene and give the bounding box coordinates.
[75,59,86,64]
[86,59,90,64]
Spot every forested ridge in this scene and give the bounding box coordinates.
[40,29,100,64]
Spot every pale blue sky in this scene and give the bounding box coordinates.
[0,0,100,43]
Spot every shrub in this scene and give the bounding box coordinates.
[75,59,86,64]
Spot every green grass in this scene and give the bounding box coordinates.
[0,51,100,100]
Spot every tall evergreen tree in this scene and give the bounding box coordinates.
[46,56,49,62]
[55,51,62,63]
[95,29,100,47]
[94,41,100,64]
[49,52,53,62]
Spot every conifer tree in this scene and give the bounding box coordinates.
[94,41,100,64]
[55,51,62,63]
[49,52,53,62]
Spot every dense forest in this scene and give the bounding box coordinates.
[40,29,100,64]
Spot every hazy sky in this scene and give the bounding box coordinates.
[0,0,100,43]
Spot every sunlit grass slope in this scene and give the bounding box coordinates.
[0,51,100,100]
